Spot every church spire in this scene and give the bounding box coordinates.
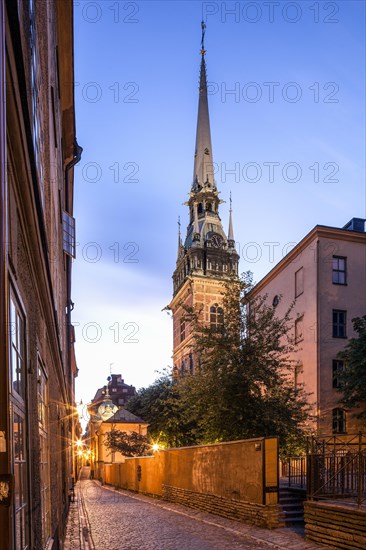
[192,21,215,189]
[228,192,235,248]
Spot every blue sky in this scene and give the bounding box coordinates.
[73,0,365,409]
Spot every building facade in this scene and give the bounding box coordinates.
[90,374,136,411]
[87,384,148,482]
[0,1,81,548]
[249,219,366,435]
[169,27,239,375]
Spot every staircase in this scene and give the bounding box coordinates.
[279,487,306,526]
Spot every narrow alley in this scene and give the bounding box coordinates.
[64,468,321,550]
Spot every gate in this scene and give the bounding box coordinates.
[307,432,366,507]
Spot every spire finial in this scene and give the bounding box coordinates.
[228,192,235,247]
[201,20,206,54]
[177,216,183,258]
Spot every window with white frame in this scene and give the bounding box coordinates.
[63,211,76,258]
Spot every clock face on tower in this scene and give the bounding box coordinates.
[211,233,224,248]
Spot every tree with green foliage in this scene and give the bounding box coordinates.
[337,315,366,423]
[127,273,312,456]
[103,429,150,457]
[126,373,197,448]
[178,273,311,456]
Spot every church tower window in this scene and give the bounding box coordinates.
[210,304,224,331]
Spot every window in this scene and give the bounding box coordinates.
[294,364,303,391]
[38,363,51,545]
[333,310,347,338]
[332,408,346,434]
[9,287,29,549]
[295,267,304,297]
[332,360,344,389]
[295,317,303,344]
[9,291,26,400]
[63,211,76,258]
[189,354,194,374]
[180,318,186,342]
[29,0,44,206]
[210,304,224,331]
[13,412,29,550]
[332,256,347,285]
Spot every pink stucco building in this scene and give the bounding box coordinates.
[250,218,366,435]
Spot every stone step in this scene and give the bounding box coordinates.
[279,489,305,526]
[279,497,304,506]
[281,502,304,511]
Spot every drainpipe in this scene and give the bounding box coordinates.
[64,141,82,502]
[65,140,82,395]
[316,239,320,435]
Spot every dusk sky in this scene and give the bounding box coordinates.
[73,0,365,412]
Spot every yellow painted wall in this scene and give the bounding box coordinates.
[103,437,278,505]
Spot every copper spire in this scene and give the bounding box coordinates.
[193,22,215,189]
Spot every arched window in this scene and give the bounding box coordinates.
[210,304,224,331]
[332,408,346,434]
[198,203,203,214]
[206,202,212,212]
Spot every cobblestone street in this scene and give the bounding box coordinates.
[64,470,323,550]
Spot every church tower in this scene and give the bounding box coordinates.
[169,23,239,376]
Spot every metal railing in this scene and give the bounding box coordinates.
[280,457,307,489]
[307,432,366,507]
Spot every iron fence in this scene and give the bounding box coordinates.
[307,432,366,507]
[280,457,307,489]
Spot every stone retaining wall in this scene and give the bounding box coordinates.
[163,484,284,529]
[304,501,366,549]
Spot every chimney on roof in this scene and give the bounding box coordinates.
[343,218,366,232]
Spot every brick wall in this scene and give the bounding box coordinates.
[305,501,366,549]
[163,485,283,529]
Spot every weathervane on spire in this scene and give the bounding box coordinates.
[229,191,232,212]
[201,20,206,54]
